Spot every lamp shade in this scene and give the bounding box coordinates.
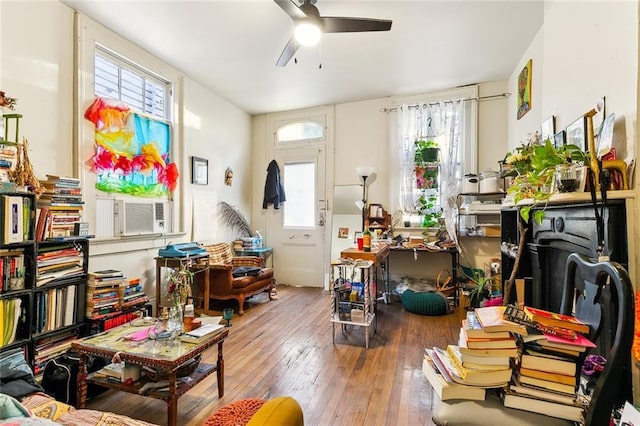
[356,166,375,179]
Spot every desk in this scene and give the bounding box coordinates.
[340,244,391,303]
[233,246,273,268]
[155,255,210,315]
[389,246,460,306]
[73,324,228,426]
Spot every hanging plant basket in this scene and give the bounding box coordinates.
[415,165,439,189]
[421,147,439,163]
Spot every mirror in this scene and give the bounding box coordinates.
[330,185,363,261]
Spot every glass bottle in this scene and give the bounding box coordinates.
[362,220,372,252]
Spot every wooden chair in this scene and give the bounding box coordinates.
[431,253,634,426]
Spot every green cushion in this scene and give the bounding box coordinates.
[401,289,449,316]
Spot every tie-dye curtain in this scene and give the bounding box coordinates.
[84,97,179,197]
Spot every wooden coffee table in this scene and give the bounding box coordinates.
[72,323,228,426]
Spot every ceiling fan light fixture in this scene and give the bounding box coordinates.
[294,19,322,46]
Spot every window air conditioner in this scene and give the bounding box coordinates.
[114,199,170,236]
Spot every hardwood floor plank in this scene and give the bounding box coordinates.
[85,285,465,425]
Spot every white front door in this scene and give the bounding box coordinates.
[266,146,327,287]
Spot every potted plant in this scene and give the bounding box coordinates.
[414,139,439,163]
[503,135,587,224]
[414,164,439,189]
[500,133,587,305]
[459,267,494,309]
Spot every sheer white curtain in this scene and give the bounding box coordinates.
[393,100,465,248]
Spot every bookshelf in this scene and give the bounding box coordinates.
[0,192,89,376]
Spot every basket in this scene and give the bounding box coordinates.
[142,354,201,382]
[436,269,455,298]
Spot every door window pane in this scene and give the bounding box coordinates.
[283,162,315,227]
[277,121,324,143]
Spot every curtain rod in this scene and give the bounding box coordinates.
[380,92,511,112]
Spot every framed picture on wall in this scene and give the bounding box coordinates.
[517,59,532,120]
[191,156,209,185]
[541,116,555,143]
[553,130,566,148]
[566,116,588,151]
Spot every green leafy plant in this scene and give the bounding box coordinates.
[416,194,442,228]
[459,267,494,309]
[414,139,439,163]
[504,137,587,223]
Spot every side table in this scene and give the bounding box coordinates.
[233,246,273,268]
[155,255,210,315]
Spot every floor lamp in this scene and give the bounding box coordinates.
[356,166,375,231]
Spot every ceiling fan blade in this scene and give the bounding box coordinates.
[276,36,299,67]
[320,17,392,33]
[274,0,307,20]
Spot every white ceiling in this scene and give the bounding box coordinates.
[62,0,544,115]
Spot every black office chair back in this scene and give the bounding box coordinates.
[560,253,634,426]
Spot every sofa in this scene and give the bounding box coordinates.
[0,350,156,426]
[196,243,274,315]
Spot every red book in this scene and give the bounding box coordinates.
[524,306,590,334]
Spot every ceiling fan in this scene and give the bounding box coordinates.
[274,0,392,67]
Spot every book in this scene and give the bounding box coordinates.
[524,306,590,334]
[179,323,225,343]
[516,371,576,395]
[474,306,527,335]
[464,335,517,349]
[458,328,519,358]
[422,356,486,401]
[519,367,576,386]
[501,389,584,422]
[436,345,511,387]
[542,331,595,351]
[520,350,577,376]
[459,350,511,367]
[464,311,511,339]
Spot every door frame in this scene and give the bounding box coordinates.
[255,106,335,289]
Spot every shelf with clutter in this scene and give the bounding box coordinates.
[366,203,391,237]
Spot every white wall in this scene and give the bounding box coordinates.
[253,82,509,282]
[1,1,253,309]
[508,1,637,158]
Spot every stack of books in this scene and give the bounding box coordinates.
[119,277,148,310]
[32,330,78,379]
[500,305,593,422]
[86,270,126,319]
[36,175,83,240]
[36,245,85,287]
[179,323,225,344]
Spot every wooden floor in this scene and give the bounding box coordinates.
[86,286,465,425]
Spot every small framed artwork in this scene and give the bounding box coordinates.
[553,130,566,148]
[191,156,209,185]
[369,203,383,218]
[541,116,555,143]
[517,59,532,120]
[566,116,588,151]
[338,227,349,239]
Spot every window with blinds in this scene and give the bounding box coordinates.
[94,48,170,120]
